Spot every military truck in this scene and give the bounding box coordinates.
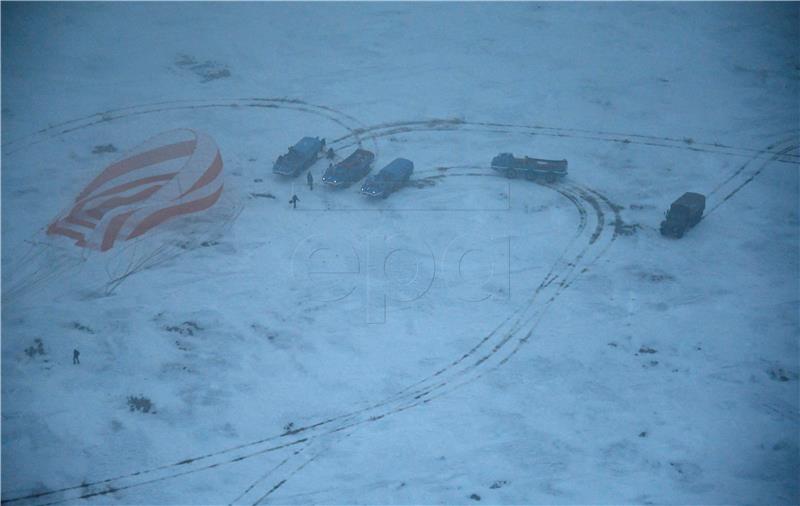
[490,153,568,182]
[272,137,326,177]
[660,192,706,238]
[322,148,375,187]
[361,158,414,199]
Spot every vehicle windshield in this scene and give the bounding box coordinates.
[330,166,346,177]
[283,149,302,162]
[669,205,690,219]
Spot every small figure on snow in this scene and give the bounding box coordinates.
[289,194,300,209]
[73,349,80,365]
[307,171,314,191]
[326,148,335,160]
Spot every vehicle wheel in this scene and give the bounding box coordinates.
[676,229,684,239]
[546,174,557,183]
[506,169,518,179]
[525,171,537,181]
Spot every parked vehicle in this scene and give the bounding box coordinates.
[490,153,567,182]
[272,137,326,177]
[322,148,375,187]
[361,158,414,198]
[660,192,706,238]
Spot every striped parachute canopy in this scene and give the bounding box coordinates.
[47,129,223,251]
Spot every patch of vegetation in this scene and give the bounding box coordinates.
[408,175,445,188]
[638,271,674,283]
[127,395,155,413]
[92,144,118,154]
[768,368,798,382]
[615,222,641,236]
[195,65,230,82]
[72,321,95,334]
[174,339,191,352]
[174,54,231,82]
[174,54,197,67]
[165,321,202,336]
[25,338,46,358]
[250,192,276,199]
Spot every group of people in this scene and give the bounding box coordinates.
[289,147,336,209]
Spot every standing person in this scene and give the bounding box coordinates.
[326,148,335,160]
[307,171,314,191]
[73,349,80,365]
[289,194,300,209]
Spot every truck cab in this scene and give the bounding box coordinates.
[322,148,375,187]
[272,137,325,177]
[660,192,706,238]
[361,158,414,198]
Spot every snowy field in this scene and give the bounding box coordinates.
[2,2,799,505]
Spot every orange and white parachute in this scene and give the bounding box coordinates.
[3,129,240,301]
[47,129,224,251]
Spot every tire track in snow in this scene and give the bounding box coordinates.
[1,438,309,506]
[2,97,382,177]
[1,98,368,156]
[704,141,799,218]
[228,447,308,506]
[333,119,800,164]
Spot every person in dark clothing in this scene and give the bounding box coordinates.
[307,171,314,191]
[326,148,335,160]
[73,349,80,365]
[289,194,300,209]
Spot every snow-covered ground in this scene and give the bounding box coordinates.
[2,2,798,505]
